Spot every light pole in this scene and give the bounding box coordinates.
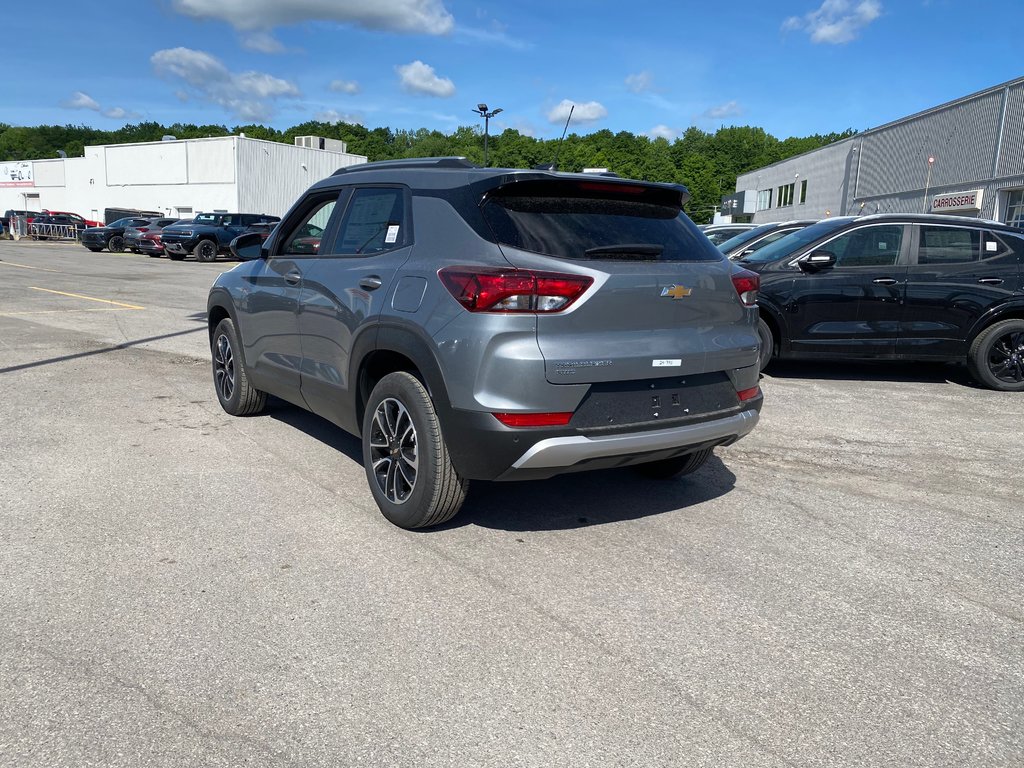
[472,103,502,167]
[922,155,935,212]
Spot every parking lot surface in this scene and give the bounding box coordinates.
[1,240,1021,767]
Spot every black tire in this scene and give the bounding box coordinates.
[194,239,218,263]
[757,316,774,371]
[107,235,125,253]
[634,448,713,479]
[362,372,468,529]
[211,318,267,416]
[967,319,1024,392]
[167,252,185,261]
[86,247,102,253]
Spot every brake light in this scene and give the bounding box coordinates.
[439,267,592,313]
[731,268,759,307]
[136,227,149,232]
[492,412,573,427]
[737,386,761,401]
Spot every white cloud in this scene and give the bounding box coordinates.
[241,31,286,53]
[396,60,455,97]
[172,0,454,34]
[625,71,653,93]
[152,47,301,121]
[782,0,882,44]
[315,109,364,125]
[453,24,532,50]
[702,100,743,120]
[647,124,680,141]
[62,91,101,111]
[546,99,607,125]
[329,79,360,94]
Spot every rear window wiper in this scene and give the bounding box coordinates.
[582,243,664,259]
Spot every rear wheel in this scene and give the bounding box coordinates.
[968,319,1024,392]
[362,372,468,529]
[211,318,267,416]
[195,239,218,262]
[107,235,124,253]
[757,316,774,370]
[634,448,712,479]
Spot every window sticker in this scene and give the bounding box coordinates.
[385,224,400,244]
[985,240,998,252]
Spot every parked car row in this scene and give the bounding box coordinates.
[708,213,1024,392]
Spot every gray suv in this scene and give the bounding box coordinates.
[207,158,763,528]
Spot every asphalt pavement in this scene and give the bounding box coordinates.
[1,239,1021,767]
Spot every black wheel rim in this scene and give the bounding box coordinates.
[199,242,215,260]
[109,236,123,252]
[987,329,1024,384]
[369,398,418,504]
[214,333,235,402]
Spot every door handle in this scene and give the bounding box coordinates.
[872,278,898,285]
[359,275,383,290]
[977,277,1004,285]
[284,270,302,285]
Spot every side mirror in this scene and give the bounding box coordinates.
[230,231,266,261]
[800,250,836,272]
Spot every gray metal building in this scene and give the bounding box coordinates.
[724,76,1024,229]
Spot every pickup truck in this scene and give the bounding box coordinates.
[161,213,280,262]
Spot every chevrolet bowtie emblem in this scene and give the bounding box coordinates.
[661,284,692,299]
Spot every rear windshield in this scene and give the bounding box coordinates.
[740,218,854,263]
[480,180,723,262]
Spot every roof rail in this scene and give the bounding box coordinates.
[332,157,480,176]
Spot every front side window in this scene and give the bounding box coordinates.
[917,226,979,265]
[330,188,407,255]
[282,197,338,255]
[823,225,904,268]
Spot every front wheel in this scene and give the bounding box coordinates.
[194,239,218,262]
[211,318,267,415]
[107,235,124,252]
[967,319,1024,392]
[634,448,712,479]
[362,372,468,529]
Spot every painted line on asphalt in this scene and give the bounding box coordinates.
[30,287,146,310]
[0,260,60,272]
[0,308,137,317]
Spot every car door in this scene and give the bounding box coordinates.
[898,224,1023,358]
[297,185,413,426]
[237,192,345,404]
[785,223,909,358]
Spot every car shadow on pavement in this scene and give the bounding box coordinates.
[763,359,980,388]
[266,400,737,532]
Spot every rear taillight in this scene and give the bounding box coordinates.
[737,386,761,401]
[137,227,149,232]
[439,267,592,313]
[731,268,759,307]
[492,412,573,427]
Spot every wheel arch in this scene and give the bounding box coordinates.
[757,302,784,356]
[965,301,1024,344]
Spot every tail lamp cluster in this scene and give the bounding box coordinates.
[438,267,592,314]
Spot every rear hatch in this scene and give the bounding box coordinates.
[480,178,755,384]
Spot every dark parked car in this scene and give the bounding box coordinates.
[208,157,763,528]
[161,212,281,262]
[717,220,816,260]
[80,217,153,252]
[30,214,88,240]
[4,209,41,223]
[43,210,103,228]
[124,218,179,254]
[702,224,757,245]
[736,213,1024,390]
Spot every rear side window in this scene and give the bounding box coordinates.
[328,187,407,255]
[918,226,979,264]
[480,180,722,262]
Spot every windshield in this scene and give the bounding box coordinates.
[717,224,778,253]
[740,218,854,263]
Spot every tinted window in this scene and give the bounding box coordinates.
[108,217,134,227]
[330,188,406,255]
[282,198,338,256]
[741,218,855,263]
[917,226,979,264]
[194,213,219,225]
[826,225,903,267]
[481,180,720,262]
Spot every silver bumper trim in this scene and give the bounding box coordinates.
[510,410,760,471]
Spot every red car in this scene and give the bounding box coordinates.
[43,210,102,228]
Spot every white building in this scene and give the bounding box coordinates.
[0,135,367,222]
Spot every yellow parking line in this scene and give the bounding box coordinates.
[30,287,145,310]
[0,260,60,272]
[0,308,136,316]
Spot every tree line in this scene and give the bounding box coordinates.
[0,120,855,223]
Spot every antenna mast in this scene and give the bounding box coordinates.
[551,104,574,171]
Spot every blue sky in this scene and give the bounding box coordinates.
[4,0,1020,140]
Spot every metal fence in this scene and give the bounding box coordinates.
[29,223,81,241]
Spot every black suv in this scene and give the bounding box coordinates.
[161,213,280,262]
[737,213,1024,390]
[208,158,763,528]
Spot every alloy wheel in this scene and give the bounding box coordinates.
[987,329,1024,384]
[369,398,418,504]
[213,333,235,402]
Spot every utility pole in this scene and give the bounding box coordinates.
[472,103,503,167]
[922,155,935,212]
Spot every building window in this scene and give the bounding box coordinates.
[777,183,795,208]
[757,189,772,211]
[1004,189,1024,228]
[800,179,808,204]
